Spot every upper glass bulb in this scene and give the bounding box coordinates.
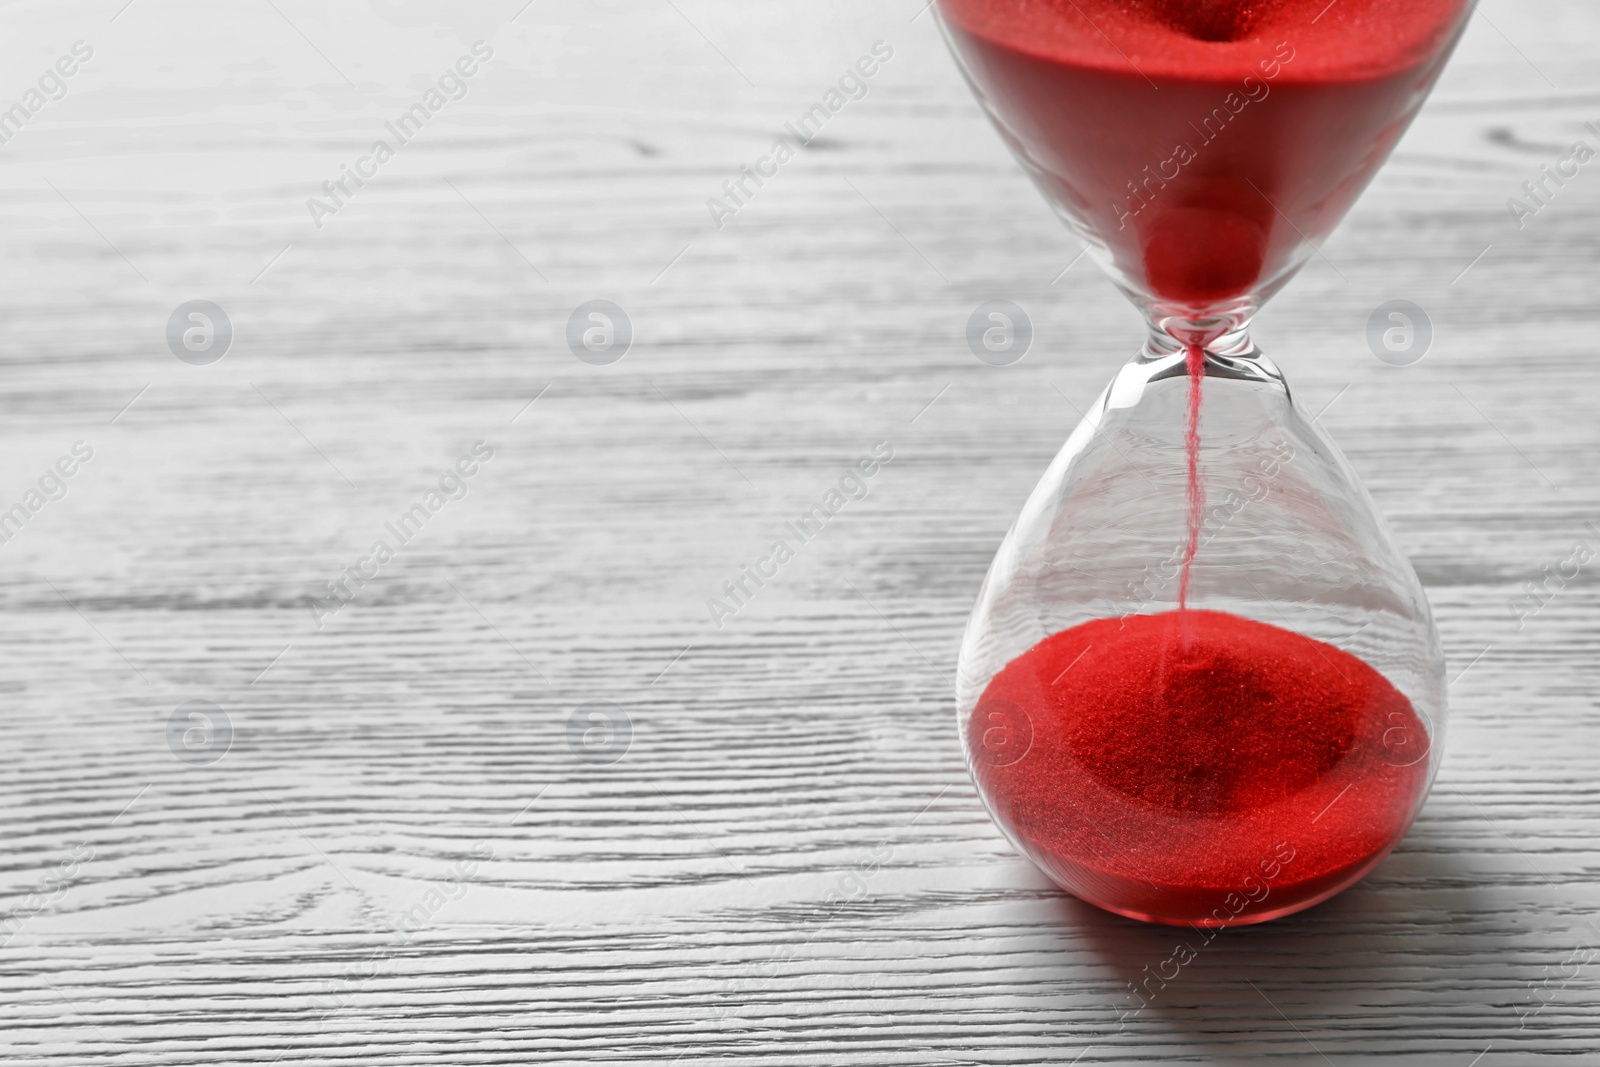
[937,0,1473,335]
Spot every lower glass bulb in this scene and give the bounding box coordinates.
[958,337,1444,926]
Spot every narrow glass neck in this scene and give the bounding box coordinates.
[1129,289,1259,355]
[1142,317,1256,360]
[1131,313,1285,391]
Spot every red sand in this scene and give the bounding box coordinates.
[1178,341,1205,615]
[938,0,1471,305]
[969,611,1430,925]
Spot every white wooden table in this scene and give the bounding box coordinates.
[1,1,1597,1062]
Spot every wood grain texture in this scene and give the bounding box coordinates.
[0,0,1597,1062]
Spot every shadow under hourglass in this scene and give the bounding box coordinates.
[1051,818,1503,1064]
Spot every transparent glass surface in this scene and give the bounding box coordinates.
[935,0,1473,330]
[955,338,1444,925]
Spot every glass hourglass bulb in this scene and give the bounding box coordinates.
[957,332,1443,925]
[935,0,1474,925]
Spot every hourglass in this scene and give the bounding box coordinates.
[937,0,1473,925]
